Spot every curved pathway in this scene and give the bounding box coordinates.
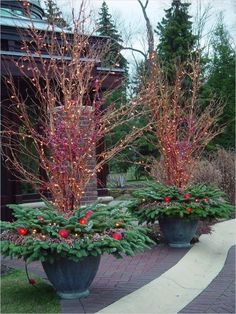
[61,245,189,313]
[180,245,235,313]
[2,219,235,314]
[98,219,236,314]
[2,244,189,313]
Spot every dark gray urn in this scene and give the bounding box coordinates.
[42,255,101,299]
[159,217,198,248]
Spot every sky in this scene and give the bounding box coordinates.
[54,0,236,36]
[52,0,236,69]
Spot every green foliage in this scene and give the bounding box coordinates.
[155,0,197,78]
[1,203,154,263]
[96,0,127,69]
[128,182,234,223]
[96,1,130,173]
[19,134,39,194]
[107,117,156,173]
[201,18,235,149]
[1,269,60,313]
[44,0,69,29]
[132,1,198,166]
[104,94,134,173]
[132,59,149,93]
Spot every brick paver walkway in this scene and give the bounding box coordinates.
[61,245,188,313]
[2,244,189,313]
[179,245,235,314]
[2,244,235,314]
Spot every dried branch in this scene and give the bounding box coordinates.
[1,12,150,214]
[139,56,225,189]
[121,46,146,59]
[137,0,154,57]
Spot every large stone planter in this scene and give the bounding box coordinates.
[159,217,198,248]
[42,255,100,299]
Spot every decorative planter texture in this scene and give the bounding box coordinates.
[42,255,101,299]
[159,217,198,248]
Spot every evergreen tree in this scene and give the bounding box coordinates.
[96,1,127,69]
[44,0,69,29]
[96,1,129,173]
[202,19,235,149]
[155,0,197,77]
[130,0,198,170]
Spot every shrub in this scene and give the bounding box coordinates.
[150,149,235,205]
[191,159,222,187]
[215,149,235,205]
[191,149,235,205]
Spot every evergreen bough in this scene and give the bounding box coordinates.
[1,203,154,263]
[129,182,234,224]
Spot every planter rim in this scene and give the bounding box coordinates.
[158,216,199,221]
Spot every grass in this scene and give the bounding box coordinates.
[1,269,60,313]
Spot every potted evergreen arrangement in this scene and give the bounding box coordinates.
[1,202,153,299]
[1,16,153,298]
[129,183,233,247]
[128,55,234,247]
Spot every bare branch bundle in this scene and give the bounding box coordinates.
[139,53,225,189]
[1,15,149,214]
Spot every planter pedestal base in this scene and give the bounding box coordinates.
[58,289,89,300]
[168,242,192,248]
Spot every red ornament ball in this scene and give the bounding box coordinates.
[79,217,87,225]
[203,197,209,202]
[186,207,193,214]
[163,196,171,203]
[28,278,36,285]
[58,229,70,238]
[85,210,94,219]
[112,232,123,241]
[184,193,191,199]
[17,228,28,236]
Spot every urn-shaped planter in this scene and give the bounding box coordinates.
[159,217,198,248]
[42,255,101,299]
